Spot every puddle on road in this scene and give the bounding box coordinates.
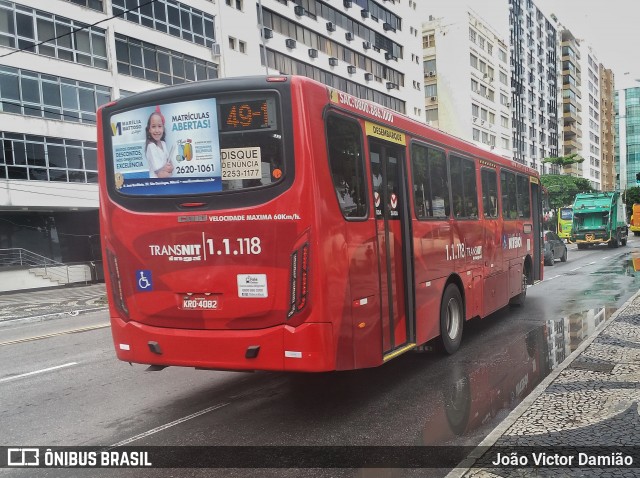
[420,306,616,445]
[421,252,640,445]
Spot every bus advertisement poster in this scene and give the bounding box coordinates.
[110,98,221,195]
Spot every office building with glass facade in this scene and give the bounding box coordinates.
[615,84,640,191]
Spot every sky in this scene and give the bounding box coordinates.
[535,0,640,84]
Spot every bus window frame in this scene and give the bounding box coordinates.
[480,167,499,219]
[408,138,450,221]
[449,152,479,221]
[100,84,295,213]
[324,111,369,222]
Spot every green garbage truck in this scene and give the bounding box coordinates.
[570,191,628,249]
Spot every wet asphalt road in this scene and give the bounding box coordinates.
[2,236,640,477]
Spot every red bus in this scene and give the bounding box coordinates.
[98,75,543,372]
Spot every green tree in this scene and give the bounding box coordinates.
[542,153,584,167]
[623,187,640,221]
[540,174,594,210]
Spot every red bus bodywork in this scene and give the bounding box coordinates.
[98,76,543,372]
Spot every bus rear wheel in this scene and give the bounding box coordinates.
[439,284,464,354]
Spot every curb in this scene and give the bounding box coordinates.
[0,306,108,325]
[445,287,640,478]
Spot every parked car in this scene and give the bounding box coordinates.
[544,230,567,266]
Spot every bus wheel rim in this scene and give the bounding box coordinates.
[446,298,460,339]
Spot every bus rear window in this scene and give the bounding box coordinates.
[560,208,573,220]
[108,94,283,196]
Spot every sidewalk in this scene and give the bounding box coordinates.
[450,289,640,477]
[0,283,107,322]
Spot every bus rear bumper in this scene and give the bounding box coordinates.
[110,316,335,372]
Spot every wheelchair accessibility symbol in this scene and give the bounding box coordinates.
[136,270,153,291]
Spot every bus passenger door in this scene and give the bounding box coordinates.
[369,139,414,355]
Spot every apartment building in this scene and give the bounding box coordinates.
[422,9,513,158]
[558,29,582,178]
[507,0,560,172]
[600,66,615,191]
[579,45,602,190]
[0,0,423,264]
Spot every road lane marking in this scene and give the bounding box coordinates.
[0,323,111,347]
[0,362,78,383]
[588,261,597,265]
[569,266,582,271]
[545,275,560,281]
[110,403,230,448]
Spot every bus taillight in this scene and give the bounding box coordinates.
[288,242,309,320]
[106,248,129,319]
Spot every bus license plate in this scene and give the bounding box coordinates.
[182,296,220,310]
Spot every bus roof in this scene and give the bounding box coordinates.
[100,74,538,177]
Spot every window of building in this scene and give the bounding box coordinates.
[470,53,478,69]
[112,0,215,47]
[239,40,246,53]
[63,0,103,11]
[0,2,108,68]
[0,66,111,124]
[424,83,437,97]
[469,28,476,43]
[115,34,218,85]
[262,46,405,114]
[423,58,436,75]
[264,8,405,87]
[425,107,438,122]
[472,104,479,118]
[422,33,435,48]
[0,133,98,183]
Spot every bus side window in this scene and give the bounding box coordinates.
[326,115,366,218]
[501,170,518,220]
[481,169,498,218]
[410,142,449,219]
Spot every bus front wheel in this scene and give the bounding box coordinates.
[439,284,464,354]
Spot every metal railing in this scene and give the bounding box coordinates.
[0,248,63,268]
[0,248,96,285]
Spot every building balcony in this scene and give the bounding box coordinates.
[562,111,577,123]
[563,123,578,136]
[564,137,581,150]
